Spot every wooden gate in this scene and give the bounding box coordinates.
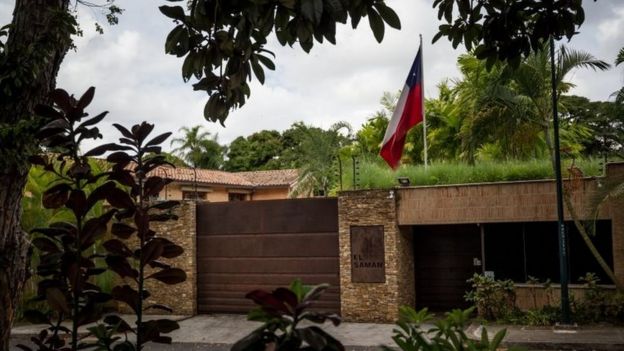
[196,198,340,314]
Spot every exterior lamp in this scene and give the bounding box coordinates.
[397,177,410,186]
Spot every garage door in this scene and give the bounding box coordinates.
[196,198,340,314]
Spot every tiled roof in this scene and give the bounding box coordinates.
[237,169,299,187]
[149,166,298,188]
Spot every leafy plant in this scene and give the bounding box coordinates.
[17,87,118,351]
[465,274,516,320]
[232,279,343,351]
[94,121,187,350]
[382,306,525,351]
[159,0,400,123]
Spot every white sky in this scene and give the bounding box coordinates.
[1,0,623,152]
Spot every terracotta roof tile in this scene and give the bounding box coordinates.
[237,169,299,187]
[149,166,298,188]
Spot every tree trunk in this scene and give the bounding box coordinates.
[0,1,71,349]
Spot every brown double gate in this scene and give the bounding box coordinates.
[196,198,340,314]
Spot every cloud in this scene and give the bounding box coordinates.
[1,0,622,151]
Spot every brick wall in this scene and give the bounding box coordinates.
[144,200,197,315]
[337,189,414,322]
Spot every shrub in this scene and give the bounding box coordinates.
[382,306,526,351]
[465,274,516,320]
[232,279,343,351]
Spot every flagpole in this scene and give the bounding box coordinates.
[420,34,428,170]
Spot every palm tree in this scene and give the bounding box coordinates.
[290,122,353,197]
[615,47,624,105]
[170,126,224,169]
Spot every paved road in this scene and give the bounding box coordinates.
[10,337,384,351]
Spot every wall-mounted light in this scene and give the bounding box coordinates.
[397,177,410,186]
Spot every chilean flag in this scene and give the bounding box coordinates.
[379,45,424,169]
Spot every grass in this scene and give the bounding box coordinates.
[339,157,605,190]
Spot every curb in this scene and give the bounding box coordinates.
[467,323,624,351]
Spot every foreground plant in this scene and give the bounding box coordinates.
[383,307,525,351]
[18,87,118,350]
[95,121,186,350]
[232,280,343,351]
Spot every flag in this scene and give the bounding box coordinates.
[379,43,424,169]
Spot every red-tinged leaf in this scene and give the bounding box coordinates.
[68,162,91,179]
[66,189,87,217]
[145,132,172,147]
[50,89,72,112]
[150,200,179,210]
[160,239,184,259]
[34,104,63,120]
[83,142,121,157]
[76,86,95,110]
[154,319,179,333]
[111,222,135,239]
[81,210,116,249]
[86,181,116,211]
[31,237,59,253]
[141,239,165,267]
[149,260,171,270]
[133,122,155,144]
[106,187,134,209]
[112,285,139,313]
[106,255,138,280]
[149,213,178,222]
[145,304,173,313]
[112,123,134,139]
[103,315,134,333]
[107,151,133,165]
[147,268,187,285]
[28,154,48,166]
[46,287,70,314]
[135,211,149,239]
[109,169,137,188]
[77,111,108,130]
[273,288,298,311]
[103,239,133,257]
[245,290,289,315]
[42,183,71,209]
[144,176,166,198]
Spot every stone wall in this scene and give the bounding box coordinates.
[144,200,197,316]
[515,284,617,310]
[337,189,414,323]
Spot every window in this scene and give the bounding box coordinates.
[483,220,613,284]
[182,191,207,200]
[228,193,246,201]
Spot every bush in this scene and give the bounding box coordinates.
[382,306,526,351]
[465,274,516,320]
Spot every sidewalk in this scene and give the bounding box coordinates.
[468,323,624,350]
[12,314,624,350]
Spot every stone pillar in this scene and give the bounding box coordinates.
[338,189,414,322]
[606,163,624,287]
[144,200,197,315]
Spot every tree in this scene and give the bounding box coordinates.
[291,122,352,197]
[615,47,624,105]
[224,130,284,171]
[171,125,224,169]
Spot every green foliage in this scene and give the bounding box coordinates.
[232,279,343,351]
[341,158,602,190]
[94,121,187,350]
[465,274,516,321]
[159,0,400,123]
[615,47,624,106]
[432,0,587,69]
[18,87,119,351]
[170,125,225,169]
[382,306,525,351]
[572,273,624,324]
[224,130,284,171]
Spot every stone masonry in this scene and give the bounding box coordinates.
[144,200,197,316]
[338,189,414,323]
